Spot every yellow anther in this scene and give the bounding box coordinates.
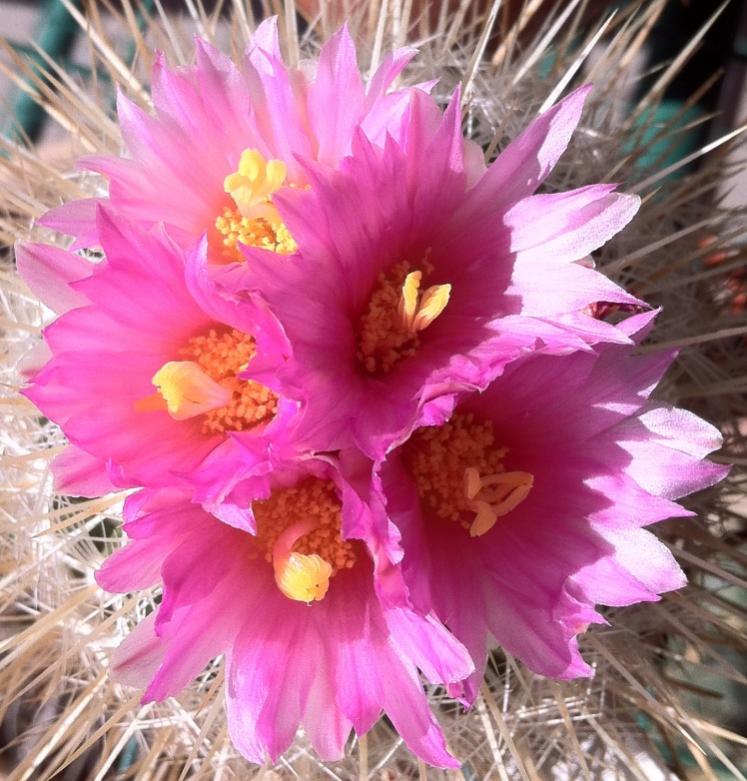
[152,361,231,420]
[274,552,333,603]
[213,206,297,260]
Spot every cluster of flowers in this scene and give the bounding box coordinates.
[19,21,727,767]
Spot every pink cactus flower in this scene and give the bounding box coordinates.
[14,10,730,768]
[98,460,474,767]
[41,19,428,264]
[18,209,294,497]
[226,84,643,459]
[361,312,728,700]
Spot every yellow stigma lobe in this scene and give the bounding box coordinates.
[398,270,451,333]
[403,411,533,536]
[399,270,422,327]
[214,149,297,261]
[152,361,231,420]
[272,518,334,603]
[358,259,451,375]
[224,149,287,215]
[413,283,451,331]
[253,478,356,603]
[464,469,534,537]
[275,554,332,603]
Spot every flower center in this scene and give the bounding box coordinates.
[357,258,451,374]
[212,149,297,261]
[402,411,534,537]
[253,478,357,603]
[136,327,278,435]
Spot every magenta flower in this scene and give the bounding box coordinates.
[41,19,425,264]
[98,460,474,767]
[362,312,727,700]
[227,85,643,458]
[18,209,293,497]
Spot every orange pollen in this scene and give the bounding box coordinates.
[356,258,451,375]
[179,327,278,435]
[254,478,357,580]
[213,206,297,262]
[402,411,534,538]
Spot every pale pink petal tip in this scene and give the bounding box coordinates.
[15,241,92,314]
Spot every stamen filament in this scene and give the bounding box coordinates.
[480,471,535,487]
[133,392,167,414]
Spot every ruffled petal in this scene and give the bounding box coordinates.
[96,535,169,593]
[97,493,210,593]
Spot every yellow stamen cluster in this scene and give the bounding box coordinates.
[178,327,277,435]
[357,259,451,374]
[254,478,356,575]
[403,411,534,537]
[213,148,297,262]
[214,207,297,261]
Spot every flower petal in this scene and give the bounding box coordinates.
[52,445,118,498]
[467,84,592,209]
[16,242,92,313]
[505,185,641,267]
